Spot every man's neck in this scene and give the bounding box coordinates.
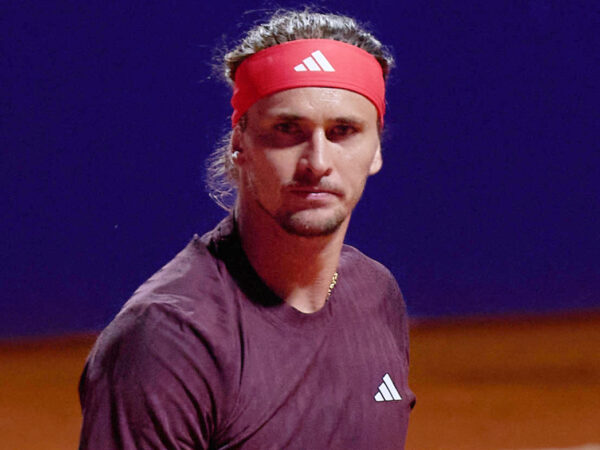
[236,207,347,313]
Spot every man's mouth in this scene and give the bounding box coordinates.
[286,182,343,196]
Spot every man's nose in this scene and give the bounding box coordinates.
[299,129,333,178]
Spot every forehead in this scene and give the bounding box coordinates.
[247,87,378,124]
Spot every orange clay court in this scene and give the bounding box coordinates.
[1,310,598,449]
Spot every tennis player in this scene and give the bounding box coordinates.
[79,9,415,449]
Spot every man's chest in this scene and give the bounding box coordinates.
[214,309,413,449]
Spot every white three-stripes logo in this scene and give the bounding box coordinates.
[294,50,335,72]
[374,373,402,402]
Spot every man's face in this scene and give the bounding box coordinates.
[235,87,382,237]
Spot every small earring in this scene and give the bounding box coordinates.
[231,150,240,162]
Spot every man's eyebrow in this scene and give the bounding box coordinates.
[261,114,368,127]
[267,113,303,121]
[269,114,366,122]
[332,116,366,126]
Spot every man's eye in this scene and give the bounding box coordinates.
[327,125,357,140]
[274,122,302,134]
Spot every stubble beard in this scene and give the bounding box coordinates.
[243,172,359,238]
[274,206,348,237]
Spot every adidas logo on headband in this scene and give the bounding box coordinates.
[294,50,335,72]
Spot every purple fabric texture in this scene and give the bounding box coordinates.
[79,217,415,449]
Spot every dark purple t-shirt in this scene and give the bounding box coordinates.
[79,217,415,449]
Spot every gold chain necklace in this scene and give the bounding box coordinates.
[326,272,339,300]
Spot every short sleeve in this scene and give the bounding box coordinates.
[79,304,224,449]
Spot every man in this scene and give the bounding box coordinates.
[79,9,415,449]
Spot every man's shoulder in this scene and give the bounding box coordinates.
[119,236,228,319]
[89,219,241,364]
[79,226,241,448]
[338,245,408,338]
[119,216,237,313]
[337,243,404,314]
[340,243,398,286]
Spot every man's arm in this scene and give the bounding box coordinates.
[79,304,221,449]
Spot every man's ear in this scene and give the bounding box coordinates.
[231,126,245,165]
[369,143,383,175]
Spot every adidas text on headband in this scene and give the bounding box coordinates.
[230,39,386,127]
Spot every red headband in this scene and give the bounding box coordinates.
[231,39,386,127]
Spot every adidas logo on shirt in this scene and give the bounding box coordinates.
[294,50,335,72]
[374,373,402,402]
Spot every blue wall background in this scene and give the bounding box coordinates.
[2,1,598,338]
